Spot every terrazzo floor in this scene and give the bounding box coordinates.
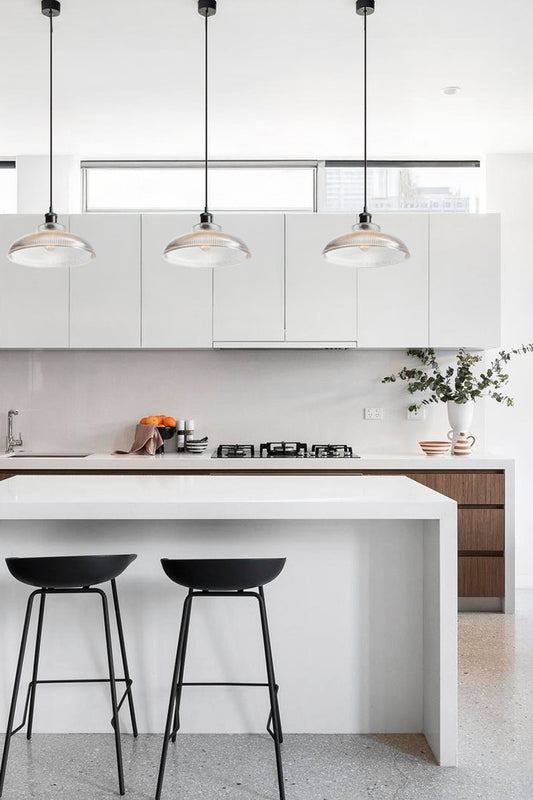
[1,591,533,800]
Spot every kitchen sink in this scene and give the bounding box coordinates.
[8,453,91,458]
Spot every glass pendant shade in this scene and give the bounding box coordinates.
[163,221,251,267]
[323,0,410,268]
[8,2,95,268]
[322,221,410,268]
[7,221,96,268]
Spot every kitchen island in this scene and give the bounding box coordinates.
[0,474,457,765]
[0,451,512,613]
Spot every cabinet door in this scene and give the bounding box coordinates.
[69,215,141,348]
[357,214,429,348]
[429,214,501,348]
[0,215,69,348]
[141,215,213,348]
[213,214,284,342]
[285,214,357,342]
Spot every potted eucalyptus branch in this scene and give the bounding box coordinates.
[382,347,533,442]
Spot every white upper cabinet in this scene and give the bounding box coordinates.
[69,215,141,348]
[357,214,429,348]
[213,214,284,342]
[141,214,213,348]
[429,214,501,349]
[0,215,69,348]
[285,214,358,343]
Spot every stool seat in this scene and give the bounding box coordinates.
[6,554,137,589]
[161,558,286,591]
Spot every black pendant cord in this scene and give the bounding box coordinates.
[203,11,209,216]
[48,11,54,217]
[362,7,367,215]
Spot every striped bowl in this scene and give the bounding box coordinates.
[418,441,451,456]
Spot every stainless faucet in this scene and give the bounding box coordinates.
[6,409,23,454]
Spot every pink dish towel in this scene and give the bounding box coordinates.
[114,424,164,456]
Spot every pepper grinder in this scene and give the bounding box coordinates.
[177,420,186,452]
[185,419,195,446]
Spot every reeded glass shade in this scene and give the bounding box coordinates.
[7,222,95,268]
[163,221,251,267]
[322,222,410,267]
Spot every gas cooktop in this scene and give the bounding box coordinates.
[213,442,360,459]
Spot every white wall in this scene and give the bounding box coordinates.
[16,155,81,214]
[486,154,533,588]
[0,349,486,455]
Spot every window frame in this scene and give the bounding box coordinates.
[81,160,319,214]
[80,159,481,215]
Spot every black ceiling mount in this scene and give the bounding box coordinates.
[41,0,60,18]
[356,0,375,15]
[198,0,217,17]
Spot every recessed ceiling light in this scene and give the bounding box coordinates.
[442,86,461,96]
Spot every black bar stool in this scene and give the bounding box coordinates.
[0,554,138,797]
[156,557,287,800]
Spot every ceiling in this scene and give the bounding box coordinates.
[1,0,532,161]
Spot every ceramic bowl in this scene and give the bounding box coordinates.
[157,426,176,441]
[418,440,451,456]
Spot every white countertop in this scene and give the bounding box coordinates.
[0,451,514,472]
[0,474,455,520]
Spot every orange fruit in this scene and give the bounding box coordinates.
[141,415,160,426]
[161,416,176,427]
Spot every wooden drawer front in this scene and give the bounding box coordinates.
[406,472,504,505]
[458,508,504,552]
[458,556,504,597]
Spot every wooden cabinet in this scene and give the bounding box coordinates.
[0,215,69,348]
[69,215,141,348]
[429,214,501,349]
[458,556,504,598]
[213,214,284,342]
[141,214,213,348]
[406,471,505,505]
[458,509,504,552]
[405,469,505,600]
[357,214,429,348]
[285,214,358,343]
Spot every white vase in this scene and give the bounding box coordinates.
[447,400,475,448]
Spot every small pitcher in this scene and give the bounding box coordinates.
[447,430,476,456]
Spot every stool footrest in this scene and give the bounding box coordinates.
[181,681,275,687]
[9,678,133,738]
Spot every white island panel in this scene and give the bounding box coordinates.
[0,475,457,766]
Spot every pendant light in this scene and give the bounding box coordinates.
[163,0,251,267]
[322,0,409,267]
[7,0,95,268]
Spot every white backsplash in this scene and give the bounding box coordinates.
[0,349,486,454]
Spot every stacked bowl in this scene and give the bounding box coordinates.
[418,441,451,456]
[186,437,209,454]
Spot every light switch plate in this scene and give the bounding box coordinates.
[364,407,384,421]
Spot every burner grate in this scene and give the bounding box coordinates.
[260,441,308,458]
[311,444,355,459]
[216,444,255,459]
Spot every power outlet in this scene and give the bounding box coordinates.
[407,407,426,421]
[364,407,384,421]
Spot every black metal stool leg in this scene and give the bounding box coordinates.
[111,578,138,738]
[171,592,193,743]
[26,592,46,741]
[96,588,125,796]
[257,587,285,800]
[0,590,39,798]
[266,684,283,743]
[156,591,193,800]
